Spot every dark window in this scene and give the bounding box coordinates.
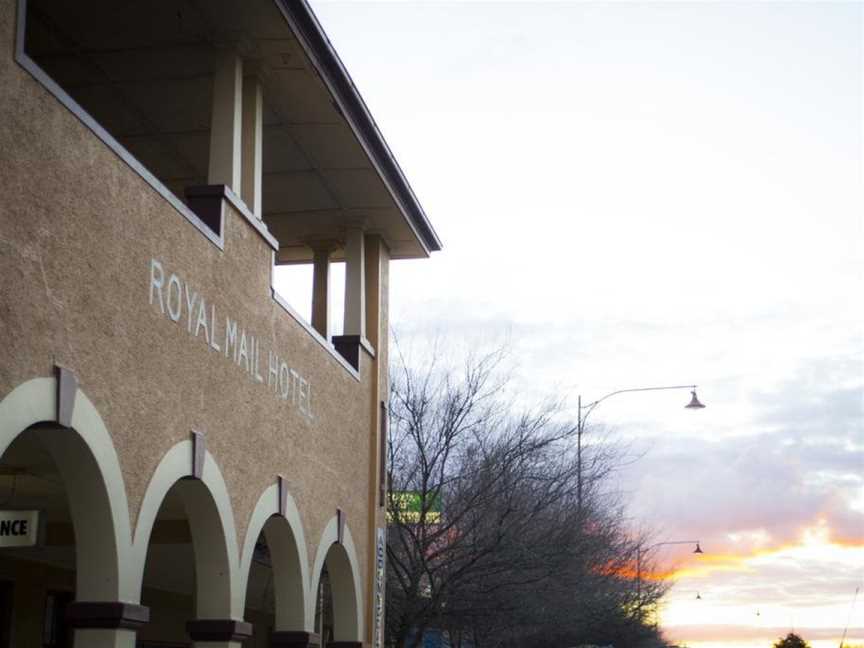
[0,581,13,648]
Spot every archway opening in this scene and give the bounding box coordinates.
[137,477,232,647]
[314,543,359,645]
[0,423,118,647]
[314,566,333,646]
[245,528,276,647]
[243,515,306,647]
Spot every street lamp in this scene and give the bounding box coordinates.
[636,540,703,599]
[576,385,706,511]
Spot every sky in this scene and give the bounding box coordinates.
[290,2,864,646]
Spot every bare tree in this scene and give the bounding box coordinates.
[385,343,669,648]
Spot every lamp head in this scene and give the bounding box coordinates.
[693,542,703,554]
[685,390,706,409]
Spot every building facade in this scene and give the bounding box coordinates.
[0,1,440,647]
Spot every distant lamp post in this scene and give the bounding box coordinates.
[636,540,704,600]
[576,385,706,511]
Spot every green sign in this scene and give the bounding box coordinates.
[388,491,441,523]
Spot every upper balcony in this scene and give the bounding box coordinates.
[17,0,441,367]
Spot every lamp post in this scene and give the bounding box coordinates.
[636,540,703,600]
[576,385,705,512]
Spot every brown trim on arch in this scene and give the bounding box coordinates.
[187,619,253,642]
[191,430,205,479]
[271,630,322,648]
[54,364,78,428]
[65,602,150,630]
[278,474,288,517]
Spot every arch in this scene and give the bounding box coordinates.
[132,440,240,618]
[309,516,364,641]
[0,377,133,601]
[239,484,310,630]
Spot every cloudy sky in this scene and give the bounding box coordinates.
[296,2,864,646]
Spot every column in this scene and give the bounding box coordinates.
[310,243,334,339]
[364,234,387,642]
[364,235,387,352]
[241,74,263,218]
[73,629,138,648]
[343,225,366,339]
[67,602,149,648]
[208,53,243,191]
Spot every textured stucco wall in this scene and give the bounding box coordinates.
[0,0,377,616]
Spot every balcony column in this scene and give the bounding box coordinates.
[241,75,263,218]
[343,225,366,339]
[208,52,243,191]
[309,242,337,340]
[364,235,388,353]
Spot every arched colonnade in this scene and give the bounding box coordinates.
[0,375,364,648]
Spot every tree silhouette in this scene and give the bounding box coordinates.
[385,342,669,648]
[773,632,811,648]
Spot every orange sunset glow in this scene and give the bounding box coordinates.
[653,522,864,648]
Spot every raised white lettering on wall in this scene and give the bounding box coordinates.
[149,259,165,314]
[268,351,279,388]
[195,299,209,343]
[209,304,221,352]
[166,274,182,322]
[185,283,197,333]
[225,318,238,362]
[147,258,313,421]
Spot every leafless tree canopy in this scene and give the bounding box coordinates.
[386,344,669,648]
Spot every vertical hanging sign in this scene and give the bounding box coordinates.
[372,527,386,648]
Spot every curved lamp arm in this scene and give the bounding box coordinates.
[580,384,699,428]
[635,539,703,598]
[644,539,702,553]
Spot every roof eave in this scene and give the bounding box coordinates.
[275,0,443,255]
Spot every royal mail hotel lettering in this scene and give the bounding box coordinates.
[0,2,441,647]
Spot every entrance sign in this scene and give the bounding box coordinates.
[0,510,39,547]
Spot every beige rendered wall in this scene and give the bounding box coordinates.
[0,0,385,636]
